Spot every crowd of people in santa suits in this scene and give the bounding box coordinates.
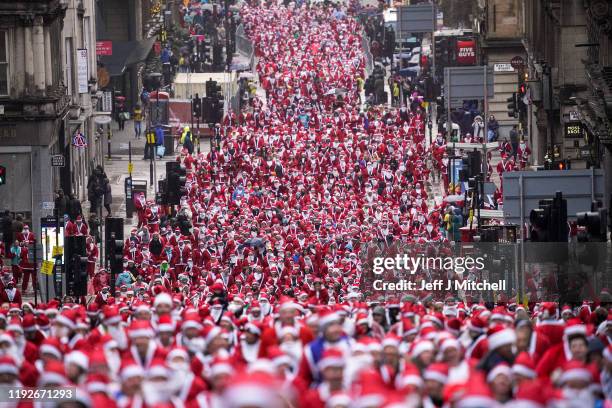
[0,1,610,408]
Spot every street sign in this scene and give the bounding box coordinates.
[494,63,515,72]
[510,56,525,69]
[396,4,435,37]
[565,122,584,139]
[96,40,113,56]
[41,260,55,275]
[444,66,495,108]
[51,155,65,167]
[128,163,134,174]
[42,202,55,210]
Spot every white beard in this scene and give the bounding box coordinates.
[279,341,302,368]
[142,380,173,405]
[260,302,271,316]
[107,325,128,349]
[241,340,260,364]
[105,350,121,377]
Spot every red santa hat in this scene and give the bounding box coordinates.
[40,337,64,359]
[0,356,18,376]
[487,325,516,351]
[267,346,293,368]
[512,352,536,379]
[102,305,122,325]
[396,363,423,390]
[381,333,401,349]
[128,320,155,339]
[410,339,435,359]
[181,314,204,332]
[564,318,587,337]
[147,359,170,379]
[423,362,448,384]
[210,354,236,378]
[65,350,89,372]
[557,360,592,385]
[486,363,512,383]
[318,348,345,371]
[454,374,496,408]
[120,360,145,381]
[55,309,77,330]
[153,292,173,308]
[38,360,68,386]
[222,372,280,407]
[156,315,176,333]
[202,324,222,345]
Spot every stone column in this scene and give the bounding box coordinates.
[32,16,46,94]
[24,24,34,94]
[44,27,53,88]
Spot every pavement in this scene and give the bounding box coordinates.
[99,119,210,236]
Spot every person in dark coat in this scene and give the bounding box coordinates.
[54,189,69,218]
[103,177,112,217]
[68,194,82,221]
[0,211,13,249]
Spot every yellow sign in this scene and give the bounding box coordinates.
[52,246,63,257]
[128,163,134,174]
[41,260,55,275]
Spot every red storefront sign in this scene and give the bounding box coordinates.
[96,41,113,56]
[456,40,476,65]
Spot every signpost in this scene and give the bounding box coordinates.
[51,155,65,167]
[494,63,515,72]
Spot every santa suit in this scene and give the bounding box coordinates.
[122,341,168,369]
[259,320,314,358]
[65,221,88,237]
[87,242,99,277]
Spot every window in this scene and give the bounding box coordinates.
[0,31,9,96]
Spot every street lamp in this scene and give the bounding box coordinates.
[146,72,163,194]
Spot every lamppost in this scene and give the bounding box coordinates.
[146,72,163,194]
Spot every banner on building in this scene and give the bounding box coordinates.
[77,49,89,94]
[456,40,476,65]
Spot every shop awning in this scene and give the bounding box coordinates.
[99,37,157,77]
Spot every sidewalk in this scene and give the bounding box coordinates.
[101,119,210,236]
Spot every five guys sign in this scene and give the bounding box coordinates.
[456,40,476,65]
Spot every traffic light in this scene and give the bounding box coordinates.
[166,161,187,205]
[0,165,5,185]
[506,93,518,118]
[544,159,571,170]
[202,97,213,123]
[105,217,124,294]
[193,94,202,118]
[459,150,482,181]
[64,236,88,297]
[529,192,568,242]
[577,203,608,242]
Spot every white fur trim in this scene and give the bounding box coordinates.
[0,363,18,375]
[397,374,423,389]
[486,365,512,383]
[318,357,345,370]
[210,363,235,377]
[512,364,536,379]
[157,323,175,333]
[40,344,62,359]
[455,396,498,408]
[104,315,122,325]
[38,372,67,386]
[182,320,203,331]
[153,292,173,307]
[411,341,434,358]
[564,324,587,337]
[423,370,447,384]
[55,315,75,330]
[205,326,222,344]
[121,365,144,380]
[65,351,89,370]
[558,368,592,384]
[129,328,155,339]
[488,329,516,350]
[147,365,169,379]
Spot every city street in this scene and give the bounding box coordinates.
[0,0,611,407]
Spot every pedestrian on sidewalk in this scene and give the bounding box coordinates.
[117,105,128,130]
[510,124,519,160]
[133,104,144,139]
[103,177,112,217]
[68,193,82,221]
